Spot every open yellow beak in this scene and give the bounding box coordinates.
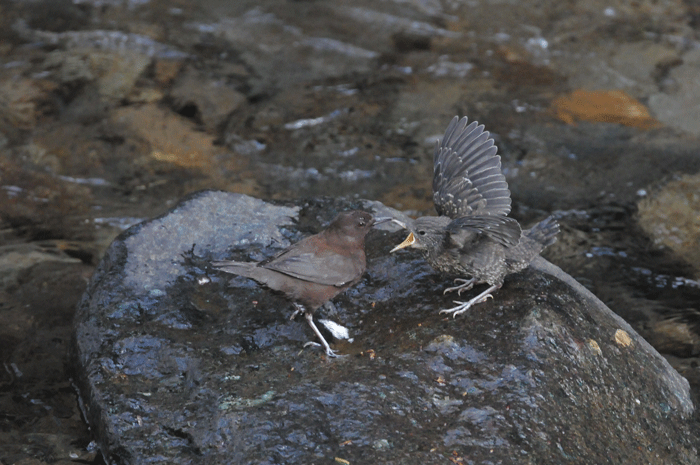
[390,232,416,253]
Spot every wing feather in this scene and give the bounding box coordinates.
[261,236,364,286]
[263,253,363,286]
[446,215,522,248]
[433,116,512,218]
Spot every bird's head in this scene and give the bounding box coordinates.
[390,216,451,253]
[330,210,375,236]
[328,210,396,243]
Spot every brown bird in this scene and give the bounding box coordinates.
[212,210,387,357]
[391,116,559,316]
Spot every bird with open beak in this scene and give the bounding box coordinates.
[391,116,559,316]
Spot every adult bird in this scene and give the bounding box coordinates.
[213,210,388,357]
[391,116,559,316]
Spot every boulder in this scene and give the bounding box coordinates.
[72,190,698,464]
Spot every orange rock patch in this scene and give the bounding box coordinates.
[551,89,661,129]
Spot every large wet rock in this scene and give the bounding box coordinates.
[72,190,698,464]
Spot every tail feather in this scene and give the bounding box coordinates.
[211,260,257,279]
[524,216,559,248]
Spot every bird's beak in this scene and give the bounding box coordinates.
[372,217,392,226]
[389,218,408,229]
[390,232,416,253]
[372,217,406,228]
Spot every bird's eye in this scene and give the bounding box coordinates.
[417,230,426,236]
[358,221,366,227]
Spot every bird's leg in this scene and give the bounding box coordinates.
[439,284,500,318]
[443,277,477,296]
[303,312,339,358]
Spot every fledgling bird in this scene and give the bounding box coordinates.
[391,116,559,316]
[212,210,388,357]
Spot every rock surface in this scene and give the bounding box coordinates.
[72,190,698,464]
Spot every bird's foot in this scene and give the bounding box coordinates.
[302,341,342,358]
[303,312,344,358]
[439,294,493,318]
[443,278,476,296]
[290,303,305,320]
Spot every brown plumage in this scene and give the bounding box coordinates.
[213,210,387,356]
[391,116,559,316]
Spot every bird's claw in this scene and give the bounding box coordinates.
[439,293,493,318]
[302,341,342,358]
[290,304,304,320]
[443,278,476,296]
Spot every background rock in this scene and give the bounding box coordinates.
[637,173,700,279]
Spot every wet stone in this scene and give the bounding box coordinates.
[637,172,700,279]
[72,190,699,464]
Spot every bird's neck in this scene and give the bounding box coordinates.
[323,229,365,251]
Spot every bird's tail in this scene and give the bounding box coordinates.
[211,260,257,278]
[524,216,559,247]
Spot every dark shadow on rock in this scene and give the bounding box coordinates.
[71,190,699,464]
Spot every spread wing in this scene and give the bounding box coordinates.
[433,116,512,219]
[261,236,364,287]
[446,215,522,248]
